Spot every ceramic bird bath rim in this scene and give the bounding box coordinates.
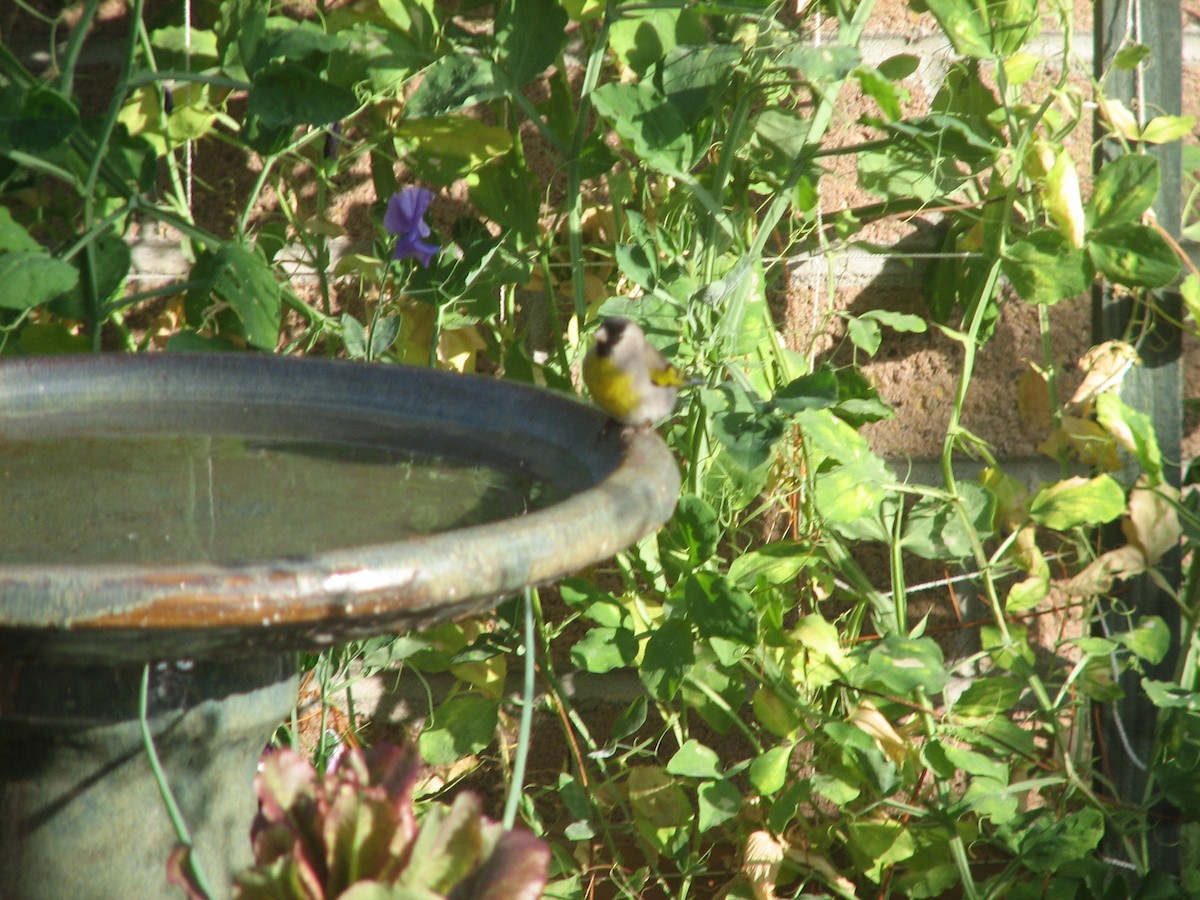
[0,351,679,900]
[0,352,680,664]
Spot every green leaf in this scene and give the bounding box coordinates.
[1157,709,1200,809]
[1182,273,1200,324]
[748,745,792,796]
[872,114,998,171]
[1018,808,1104,873]
[611,696,648,741]
[0,252,78,309]
[591,81,693,176]
[369,315,401,358]
[750,108,813,180]
[628,769,691,827]
[846,820,916,882]
[926,739,1006,780]
[1006,573,1049,612]
[846,314,882,354]
[858,145,945,202]
[681,649,744,731]
[776,44,861,81]
[1113,43,1151,70]
[1088,223,1181,288]
[950,675,1025,718]
[571,626,637,674]
[1140,114,1197,145]
[863,309,927,333]
[657,43,743,126]
[628,765,692,855]
[1002,229,1092,305]
[251,20,344,73]
[1095,392,1162,480]
[666,740,722,779]
[14,321,90,354]
[1,86,79,153]
[855,65,903,120]
[728,541,818,589]
[56,233,132,320]
[405,54,506,118]
[901,482,995,560]
[163,330,241,352]
[657,493,720,582]
[341,315,366,358]
[919,0,1040,57]
[1116,616,1170,664]
[981,622,1035,671]
[812,453,892,527]
[186,243,282,350]
[1089,154,1159,230]
[753,686,801,738]
[1141,680,1200,710]
[248,62,358,127]
[1028,474,1125,530]
[467,156,541,242]
[861,635,949,695]
[710,406,785,472]
[696,779,742,833]
[640,618,694,702]
[606,7,705,75]
[394,116,514,182]
[963,775,1019,825]
[327,24,426,93]
[417,695,499,766]
[811,769,861,805]
[679,573,757,646]
[0,208,40,253]
[833,367,894,425]
[495,0,568,87]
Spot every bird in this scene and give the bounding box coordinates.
[581,317,689,428]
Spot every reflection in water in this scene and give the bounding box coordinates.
[0,436,561,566]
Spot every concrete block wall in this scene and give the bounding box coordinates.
[786,0,1200,465]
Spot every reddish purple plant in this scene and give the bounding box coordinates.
[169,743,549,899]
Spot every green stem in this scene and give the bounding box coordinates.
[79,0,144,348]
[57,0,103,97]
[502,587,537,830]
[126,70,252,91]
[565,7,613,324]
[701,87,754,283]
[140,665,214,900]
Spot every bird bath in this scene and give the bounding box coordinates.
[0,353,679,899]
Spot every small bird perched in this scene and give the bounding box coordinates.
[582,317,688,428]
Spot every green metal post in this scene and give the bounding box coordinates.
[1093,0,1184,879]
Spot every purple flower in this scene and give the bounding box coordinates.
[384,187,440,267]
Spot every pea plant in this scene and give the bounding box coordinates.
[1,0,1197,897]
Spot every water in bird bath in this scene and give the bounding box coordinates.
[0,434,562,566]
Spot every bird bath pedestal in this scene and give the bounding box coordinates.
[0,354,679,899]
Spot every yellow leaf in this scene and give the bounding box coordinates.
[1016,362,1052,431]
[1123,476,1181,565]
[1100,98,1141,141]
[1057,415,1120,470]
[1044,147,1085,248]
[1067,545,1146,597]
[438,325,486,373]
[1069,340,1141,407]
[743,831,784,900]
[849,700,908,765]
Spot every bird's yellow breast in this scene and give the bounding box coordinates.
[582,354,641,420]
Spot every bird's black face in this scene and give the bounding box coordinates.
[594,317,630,358]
